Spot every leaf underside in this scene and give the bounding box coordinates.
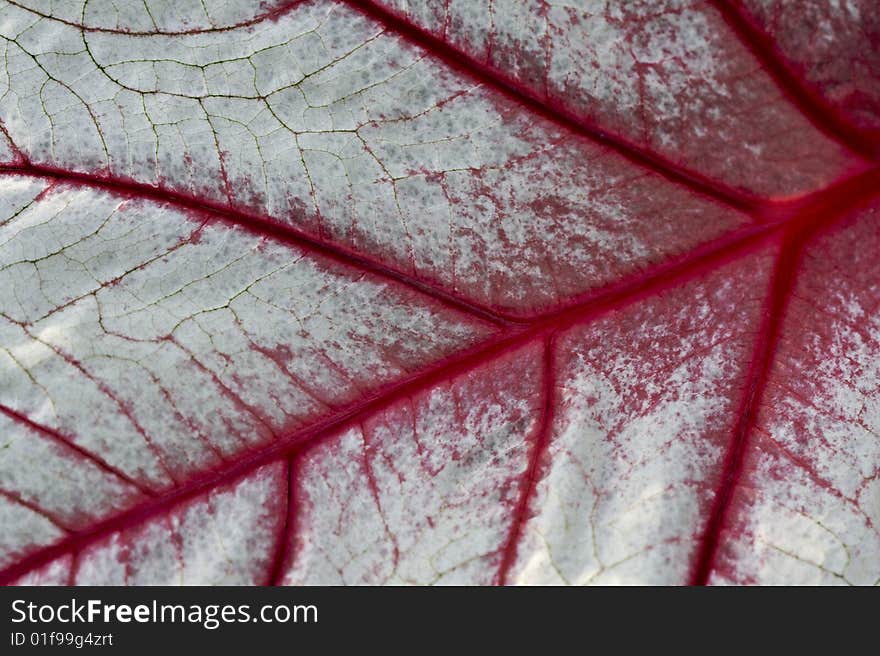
[0,0,878,585]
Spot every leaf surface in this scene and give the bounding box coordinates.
[0,0,878,585]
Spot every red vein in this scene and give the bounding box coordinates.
[689,235,796,585]
[688,168,880,585]
[495,334,557,585]
[0,488,73,533]
[350,0,768,214]
[265,458,295,586]
[0,405,153,496]
[0,163,516,328]
[711,0,879,161]
[66,553,80,585]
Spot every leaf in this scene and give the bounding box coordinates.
[0,0,877,585]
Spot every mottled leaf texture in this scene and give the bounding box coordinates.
[0,0,878,586]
